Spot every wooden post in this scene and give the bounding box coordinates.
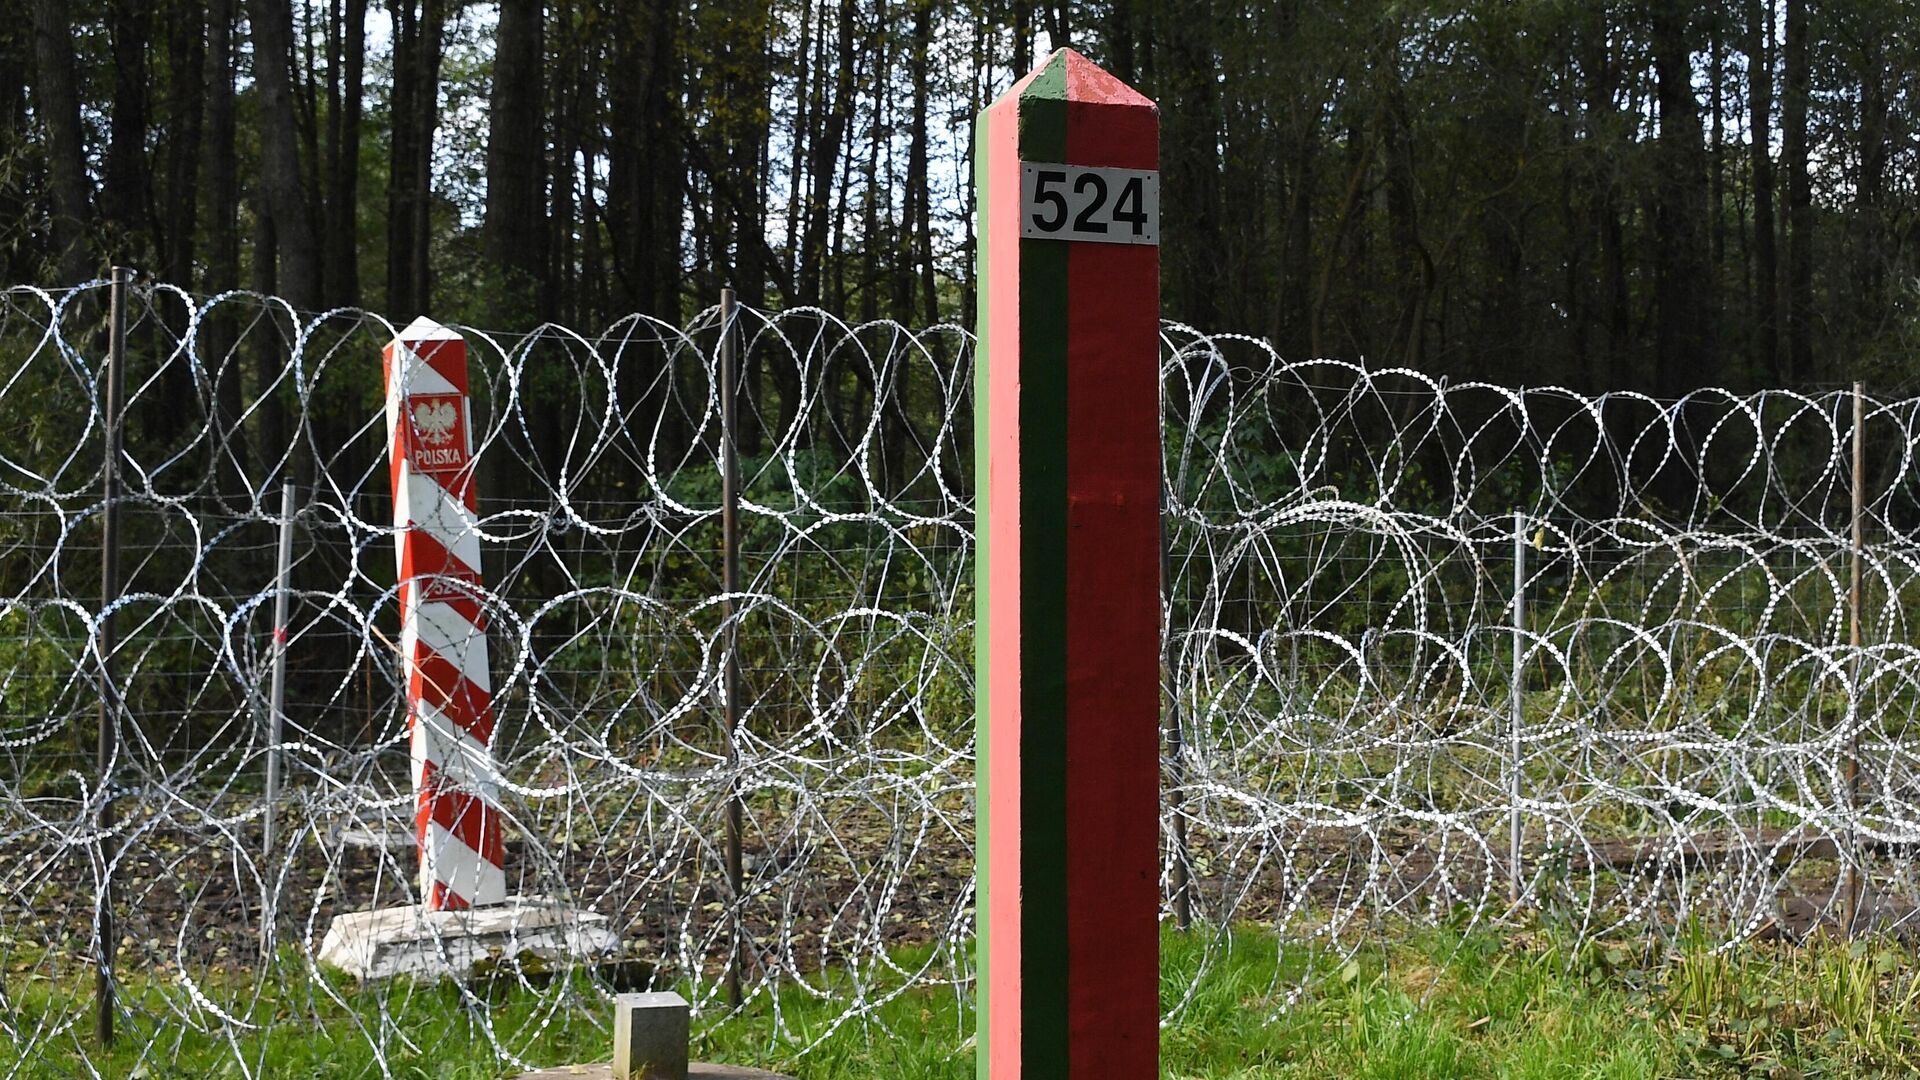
[975,48,1161,1079]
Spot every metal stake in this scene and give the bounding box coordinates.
[96,266,131,1047]
[1844,383,1864,935]
[263,482,296,865]
[1162,476,1191,931]
[1510,508,1526,907]
[719,288,745,1007]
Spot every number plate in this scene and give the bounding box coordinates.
[1020,163,1159,245]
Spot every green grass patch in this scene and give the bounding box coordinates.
[8,924,1920,1077]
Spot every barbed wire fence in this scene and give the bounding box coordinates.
[1,278,1918,1074]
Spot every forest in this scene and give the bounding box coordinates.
[4,0,1919,394]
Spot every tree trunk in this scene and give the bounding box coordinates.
[1013,0,1032,74]
[1747,0,1778,382]
[1580,10,1628,391]
[387,0,445,318]
[203,0,245,493]
[798,0,855,307]
[1854,41,1889,341]
[647,0,684,319]
[1105,0,1135,82]
[859,13,882,327]
[907,0,936,323]
[1651,1,1714,397]
[203,0,239,294]
[485,0,546,323]
[408,3,445,318]
[249,0,323,310]
[324,0,366,306]
[1708,9,1725,269]
[160,0,207,289]
[0,18,29,282]
[1162,0,1222,331]
[1782,0,1812,382]
[549,41,577,326]
[607,0,684,321]
[104,0,152,263]
[30,0,93,285]
[250,208,288,477]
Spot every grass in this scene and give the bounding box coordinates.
[7,922,1920,1077]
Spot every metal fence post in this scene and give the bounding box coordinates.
[719,288,745,1007]
[1162,477,1191,932]
[1510,507,1526,907]
[1844,382,1864,936]
[263,481,296,869]
[96,266,131,1047]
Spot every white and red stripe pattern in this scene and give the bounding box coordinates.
[383,316,506,911]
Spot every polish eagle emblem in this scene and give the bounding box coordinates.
[411,398,460,446]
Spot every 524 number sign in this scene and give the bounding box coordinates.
[1020,163,1159,246]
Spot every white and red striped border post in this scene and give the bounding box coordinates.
[384,316,505,911]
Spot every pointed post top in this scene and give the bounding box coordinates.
[997,48,1156,111]
[393,314,463,343]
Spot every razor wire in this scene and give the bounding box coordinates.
[0,279,1917,1074]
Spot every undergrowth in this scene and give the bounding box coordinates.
[5,922,1919,1077]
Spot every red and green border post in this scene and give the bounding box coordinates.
[974,49,1161,1079]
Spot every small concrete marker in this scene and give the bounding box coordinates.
[975,48,1162,1080]
[613,992,689,1080]
[511,989,791,1080]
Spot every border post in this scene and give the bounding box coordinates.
[384,316,505,910]
[974,48,1161,1079]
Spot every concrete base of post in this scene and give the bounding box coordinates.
[318,895,618,980]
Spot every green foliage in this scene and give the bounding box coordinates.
[19,923,1920,1077]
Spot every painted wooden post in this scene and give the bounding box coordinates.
[384,316,506,911]
[974,48,1161,1080]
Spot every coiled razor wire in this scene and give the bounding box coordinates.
[0,280,1918,1074]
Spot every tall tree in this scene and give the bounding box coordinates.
[387,0,447,318]
[323,0,367,307]
[1651,1,1715,396]
[29,0,93,285]
[905,0,936,324]
[158,0,207,290]
[0,21,29,281]
[1160,0,1223,333]
[1782,0,1813,382]
[797,0,856,308]
[248,0,322,309]
[104,0,152,262]
[608,0,684,319]
[484,0,546,321]
[1747,0,1778,382]
[201,0,245,495]
[202,0,240,297]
